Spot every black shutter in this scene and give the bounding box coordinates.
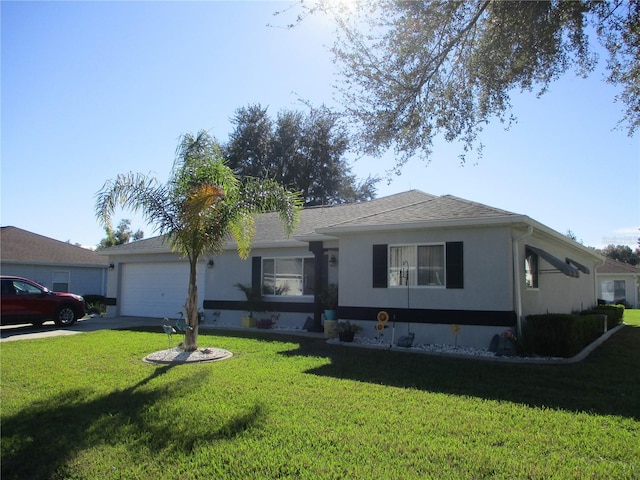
[372,244,388,288]
[446,242,464,289]
[251,256,262,292]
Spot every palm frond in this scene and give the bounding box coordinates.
[94,172,174,235]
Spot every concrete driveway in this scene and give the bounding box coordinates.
[0,316,163,342]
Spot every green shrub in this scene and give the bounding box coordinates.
[525,313,605,357]
[82,294,106,305]
[82,295,106,317]
[583,304,625,329]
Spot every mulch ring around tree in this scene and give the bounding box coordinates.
[144,347,233,365]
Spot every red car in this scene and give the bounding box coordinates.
[0,276,86,327]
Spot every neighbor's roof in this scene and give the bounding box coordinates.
[596,257,640,275]
[0,226,109,266]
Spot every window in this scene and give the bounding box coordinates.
[53,271,69,292]
[525,249,538,288]
[262,257,315,296]
[389,244,445,287]
[601,279,626,304]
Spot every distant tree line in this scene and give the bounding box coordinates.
[600,243,640,266]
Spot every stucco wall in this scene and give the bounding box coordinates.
[519,235,599,316]
[336,226,515,312]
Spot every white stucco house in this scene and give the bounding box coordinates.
[100,190,604,349]
[596,258,640,308]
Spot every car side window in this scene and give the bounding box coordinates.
[13,281,43,295]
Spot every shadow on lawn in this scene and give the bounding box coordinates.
[1,364,265,480]
[280,324,640,420]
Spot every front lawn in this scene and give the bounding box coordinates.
[2,311,639,479]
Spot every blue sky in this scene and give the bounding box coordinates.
[2,1,638,250]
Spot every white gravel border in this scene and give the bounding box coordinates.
[144,347,233,364]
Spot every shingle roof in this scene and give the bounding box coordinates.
[596,257,640,275]
[253,189,438,242]
[100,190,524,253]
[318,194,520,230]
[1,226,109,266]
[95,234,172,255]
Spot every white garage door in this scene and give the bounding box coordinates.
[120,262,205,318]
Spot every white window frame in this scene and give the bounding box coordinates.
[600,279,626,304]
[525,250,539,289]
[262,256,315,297]
[388,243,445,288]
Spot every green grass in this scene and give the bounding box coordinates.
[2,311,639,479]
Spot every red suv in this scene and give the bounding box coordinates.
[0,276,86,327]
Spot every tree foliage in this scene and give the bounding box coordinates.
[225,104,379,206]
[95,131,302,350]
[97,219,143,250]
[297,0,639,173]
[600,244,640,265]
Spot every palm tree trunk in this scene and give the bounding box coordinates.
[183,259,199,351]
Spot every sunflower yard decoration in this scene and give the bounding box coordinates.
[375,310,389,339]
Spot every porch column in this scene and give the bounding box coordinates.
[308,241,325,332]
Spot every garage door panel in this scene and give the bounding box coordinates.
[120,263,204,318]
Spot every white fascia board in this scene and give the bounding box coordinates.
[314,215,532,235]
[293,233,339,243]
[103,245,174,256]
[222,239,306,250]
[524,217,605,261]
[1,259,109,268]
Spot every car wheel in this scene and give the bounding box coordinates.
[54,305,77,327]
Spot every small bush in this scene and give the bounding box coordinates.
[82,294,106,305]
[525,313,605,357]
[82,295,106,317]
[582,304,625,330]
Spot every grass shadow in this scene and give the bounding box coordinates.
[1,364,265,480]
[279,324,640,420]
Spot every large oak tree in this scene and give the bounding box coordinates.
[295,0,639,172]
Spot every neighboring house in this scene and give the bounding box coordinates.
[596,258,640,308]
[100,191,603,349]
[0,226,108,296]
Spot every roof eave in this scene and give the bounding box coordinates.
[0,259,109,268]
[315,215,531,235]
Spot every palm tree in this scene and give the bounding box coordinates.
[95,131,302,351]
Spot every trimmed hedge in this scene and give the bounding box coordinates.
[524,313,607,357]
[582,304,625,330]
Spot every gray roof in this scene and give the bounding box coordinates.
[101,190,524,254]
[1,226,109,266]
[596,258,640,275]
[254,189,439,242]
[315,194,520,232]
